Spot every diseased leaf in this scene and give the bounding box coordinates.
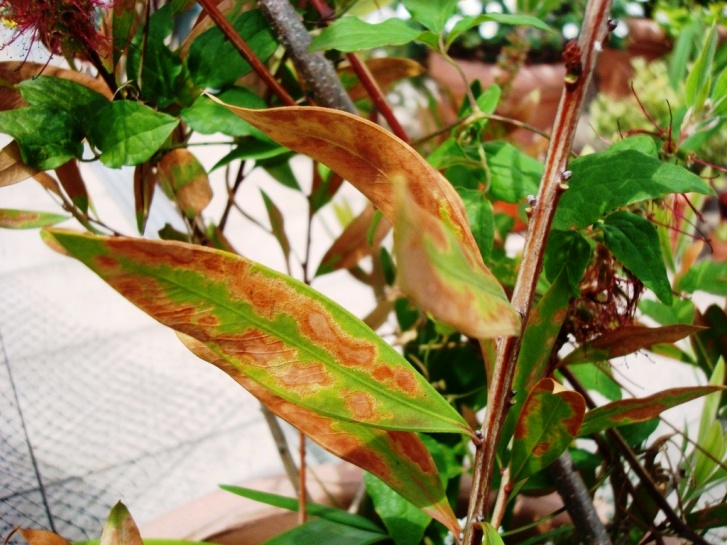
[677,261,727,296]
[578,386,725,437]
[17,529,70,545]
[394,182,520,339]
[181,334,460,536]
[365,472,431,545]
[88,101,179,168]
[100,502,142,545]
[156,149,212,218]
[309,17,422,52]
[42,230,472,438]
[344,58,425,101]
[0,140,37,187]
[600,211,672,305]
[560,325,705,367]
[510,378,585,482]
[0,209,68,229]
[112,0,142,68]
[55,160,89,213]
[316,204,391,277]
[552,149,714,231]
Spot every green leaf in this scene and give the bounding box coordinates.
[485,141,543,203]
[18,76,109,132]
[260,189,291,265]
[685,502,727,530]
[263,519,389,545]
[309,17,422,53]
[220,485,383,533]
[460,188,495,261]
[510,378,585,482]
[0,106,83,170]
[552,149,714,231]
[501,270,571,451]
[543,230,592,295]
[578,386,725,437]
[446,13,552,49]
[685,24,717,114]
[639,298,695,326]
[677,261,727,296]
[364,473,431,545]
[711,67,727,117]
[88,101,179,168]
[0,209,68,229]
[181,89,268,137]
[187,9,277,89]
[401,0,458,34]
[42,230,472,438]
[600,211,672,305]
[692,359,726,492]
[480,522,505,545]
[565,363,622,401]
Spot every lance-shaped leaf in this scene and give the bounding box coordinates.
[17,529,70,545]
[55,159,89,213]
[343,58,425,102]
[156,149,212,218]
[394,182,520,338]
[578,386,726,437]
[559,324,705,367]
[213,103,475,249]
[260,189,292,267]
[180,333,461,536]
[42,230,472,437]
[0,209,68,229]
[510,378,585,482]
[685,502,727,530]
[100,502,143,545]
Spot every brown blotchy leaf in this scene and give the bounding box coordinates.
[18,529,71,545]
[317,203,391,276]
[0,62,112,112]
[343,57,425,101]
[0,140,37,187]
[156,149,212,218]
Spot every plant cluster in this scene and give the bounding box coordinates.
[1,0,726,544]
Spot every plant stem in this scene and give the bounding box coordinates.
[462,1,613,543]
[196,0,296,106]
[258,0,356,113]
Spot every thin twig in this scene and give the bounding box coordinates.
[462,1,614,543]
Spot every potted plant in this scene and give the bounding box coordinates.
[1,1,726,544]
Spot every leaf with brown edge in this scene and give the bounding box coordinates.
[0,140,37,187]
[55,160,89,213]
[394,181,520,339]
[0,209,68,229]
[42,230,473,437]
[100,502,143,545]
[156,149,212,219]
[559,324,706,367]
[134,162,157,235]
[213,101,475,248]
[510,378,585,482]
[178,333,461,537]
[578,386,726,437]
[342,57,425,101]
[316,203,391,277]
[17,529,70,545]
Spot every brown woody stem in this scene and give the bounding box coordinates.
[462,0,614,543]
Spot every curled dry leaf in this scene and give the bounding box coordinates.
[178,333,461,537]
[17,529,71,545]
[0,140,37,187]
[342,57,426,101]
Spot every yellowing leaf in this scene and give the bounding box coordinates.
[100,502,143,545]
[179,333,461,537]
[394,181,520,338]
[42,230,472,438]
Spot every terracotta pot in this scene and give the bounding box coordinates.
[428,52,566,151]
[595,18,672,99]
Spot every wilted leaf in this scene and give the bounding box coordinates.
[316,204,391,276]
[0,140,37,187]
[0,209,68,229]
[560,324,705,366]
[394,182,520,339]
[343,58,425,101]
[510,378,585,482]
[17,529,70,545]
[42,230,472,437]
[578,386,725,437]
[55,160,89,213]
[181,334,460,536]
[99,502,143,545]
[156,149,212,218]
